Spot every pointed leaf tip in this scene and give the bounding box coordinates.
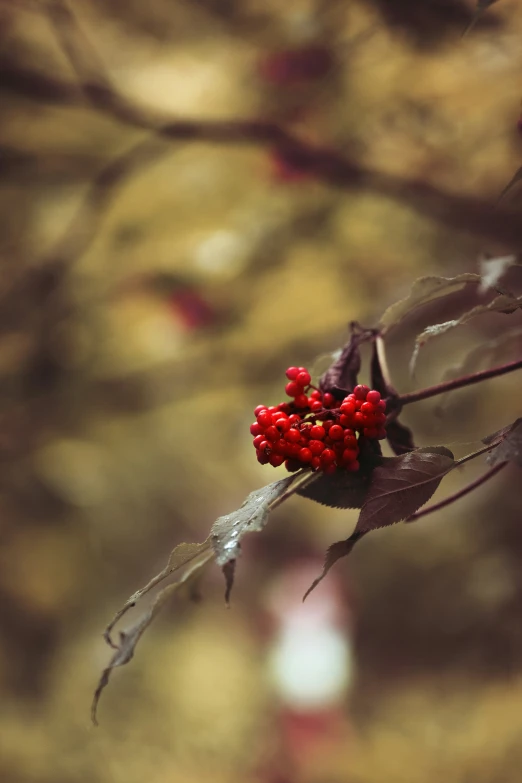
[486,419,522,467]
[303,533,365,601]
[223,560,236,605]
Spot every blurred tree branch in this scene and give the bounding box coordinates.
[1,0,520,406]
[4,0,519,278]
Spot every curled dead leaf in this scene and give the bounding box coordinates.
[380,274,480,333]
[485,419,522,467]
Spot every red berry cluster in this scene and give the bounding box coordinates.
[250,367,387,474]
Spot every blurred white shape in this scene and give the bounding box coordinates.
[268,623,353,710]
[194,230,249,277]
[265,560,355,710]
[479,254,518,293]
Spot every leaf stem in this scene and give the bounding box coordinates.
[268,469,318,511]
[396,357,522,407]
[376,335,396,394]
[406,461,507,523]
[453,441,499,467]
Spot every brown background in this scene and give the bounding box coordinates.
[1,1,522,781]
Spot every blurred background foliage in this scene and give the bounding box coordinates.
[1,0,522,781]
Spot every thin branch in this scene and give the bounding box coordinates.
[397,357,522,407]
[406,461,506,523]
[3,3,522,249]
[44,2,291,141]
[46,1,113,93]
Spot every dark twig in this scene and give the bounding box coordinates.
[3,5,512,241]
[406,461,506,522]
[397,357,522,407]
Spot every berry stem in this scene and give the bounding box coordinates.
[406,461,507,523]
[395,357,522,407]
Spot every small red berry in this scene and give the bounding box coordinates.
[275,417,291,432]
[286,367,300,380]
[310,389,322,400]
[377,399,387,412]
[321,448,336,464]
[265,426,279,442]
[296,370,311,386]
[363,427,379,439]
[366,390,381,405]
[310,425,325,440]
[354,384,370,400]
[288,414,301,425]
[272,439,289,454]
[299,447,312,462]
[285,428,301,443]
[309,440,325,455]
[310,400,323,412]
[323,420,333,431]
[294,394,309,408]
[361,401,375,414]
[322,392,335,408]
[343,438,357,451]
[339,414,353,427]
[311,456,322,470]
[285,381,302,397]
[285,459,301,472]
[342,448,358,462]
[269,454,285,467]
[250,422,263,436]
[340,401,356,414]
[254,405,267,416]
[257,451,270,464]
[257,410,272,428]
[329,425,344,441]
[354,412,364,428]
[253,435,265,449]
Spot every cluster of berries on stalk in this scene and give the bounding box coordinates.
[250,366,387,474]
